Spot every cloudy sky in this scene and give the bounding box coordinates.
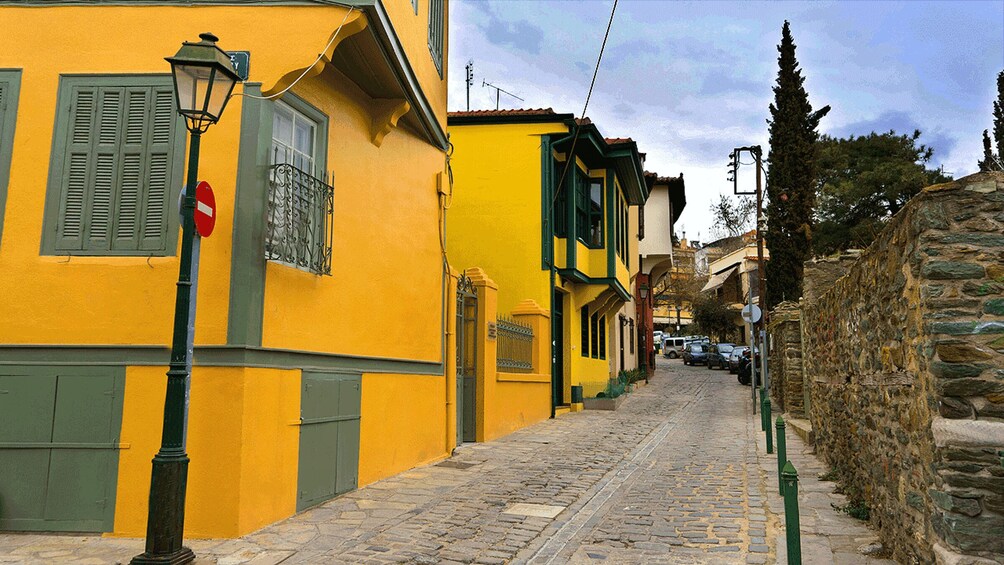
[446,0,1004,243]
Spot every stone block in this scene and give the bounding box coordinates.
[940,473,1004,495]
[932,362,987,379]
[941,378,1004,397]
[962,281,1004,297]
[936,233,1004,247]
[929,490,982,517]
[932,511,1004,553]
[938,397,974,419]
[923,262,987,280]
[984,299,1004,316]
[936,343,994,362]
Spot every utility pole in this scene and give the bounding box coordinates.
[465,60,473,111]
[482,80,524,110]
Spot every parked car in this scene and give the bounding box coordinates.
[682,342,708,366]
[662,337,687,358]
[727,346,749,373]
[706,343,735,370]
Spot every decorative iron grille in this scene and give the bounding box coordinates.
[496,316,534,373]
[266,157,334,276]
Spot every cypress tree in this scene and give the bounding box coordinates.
[980,129,996,172]
[994,71,1004,165]
[764,20,829,310]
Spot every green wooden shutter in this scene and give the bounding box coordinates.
[46,76,182,256]
[428,0,444,75]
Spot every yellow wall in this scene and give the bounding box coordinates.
[261,75,444,361]
[446,122,565,315]
[562,283,613,398]
[488,378,551,440]
[357,372,448,487]
[113,366,300,538]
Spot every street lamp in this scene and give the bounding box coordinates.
[132,33,239,565]
[639,284,649,300]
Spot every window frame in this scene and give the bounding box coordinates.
[428,0,445,77]
[580,306,589,358]
[41,74,186,256]
[266,93,331,275]
[574,169,604,249]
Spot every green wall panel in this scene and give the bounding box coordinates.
[296,371,360,512]
[0,366,124,532]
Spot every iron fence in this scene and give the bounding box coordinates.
[266,153,334,276]
[496,316,534,373]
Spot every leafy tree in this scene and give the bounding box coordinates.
[814,130,951,255]
[764,21,830,310]
[691,294,736,342]
[710,194,755,240]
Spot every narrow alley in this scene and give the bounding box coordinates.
[0,362,891,565]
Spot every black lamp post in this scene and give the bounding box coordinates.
[132,33,239,565]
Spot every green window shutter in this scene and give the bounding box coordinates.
[0,71,21,252]
[45,76,183,256]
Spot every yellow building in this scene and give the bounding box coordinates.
[0,0,455,539]
[447,110,648,406]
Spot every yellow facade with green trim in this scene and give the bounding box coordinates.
[447,111,647,406]
[0,1,455,538]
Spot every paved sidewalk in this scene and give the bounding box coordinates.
[1,363,892,564]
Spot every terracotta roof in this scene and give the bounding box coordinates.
[645,170,684,184]
[605,137,634,145]
[447,108,558,118]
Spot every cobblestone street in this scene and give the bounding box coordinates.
[0,362,891,564]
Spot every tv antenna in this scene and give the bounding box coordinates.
[482,80,524,110]
[465,60,474,111]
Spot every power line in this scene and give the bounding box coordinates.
[551,0,619,207]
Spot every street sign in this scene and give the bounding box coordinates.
[226,51,250,81]
[742,304,762,324]
[194,181,216,238]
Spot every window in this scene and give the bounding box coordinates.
[615,194,628,261]
[553,160,567,237]
[574,171,603,248]
[266,97,333,275]
[598,315,606,360]
[428,0,445,77]
[42,76,185,255]
[590,312,599,359]
[580,306,589,357]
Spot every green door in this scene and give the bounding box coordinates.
[296,371,360,511]
[0,366,124,532]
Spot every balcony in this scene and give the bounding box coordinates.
[266,162,334,276]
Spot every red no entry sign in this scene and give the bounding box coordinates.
[194,181,216,238]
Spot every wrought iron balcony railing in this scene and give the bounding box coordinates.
[266,161,334,276]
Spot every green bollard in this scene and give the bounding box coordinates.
[764,398,773,454]
[760,388,768,432]
[776,416,786,495]
[782,462,802,565]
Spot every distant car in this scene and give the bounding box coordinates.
[663,337,687,358]
[682,343,708,366]
[706,343,735,370]
[727,346,749,373]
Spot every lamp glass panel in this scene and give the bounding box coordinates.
[172,63,213,114]
[206,69,236,119]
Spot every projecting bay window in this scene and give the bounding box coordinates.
[42,76,186,255]
[575,171,603,248]
[266,97,333,276]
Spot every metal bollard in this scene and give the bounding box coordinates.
[782,462,802,565]
[760,388,768,431]
[764,397,773,454]
[776,416,786,495]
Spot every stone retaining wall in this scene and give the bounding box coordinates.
[802,172,1004,564]
[768,301,804,417]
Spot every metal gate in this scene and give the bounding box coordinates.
[456,274,478,444]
